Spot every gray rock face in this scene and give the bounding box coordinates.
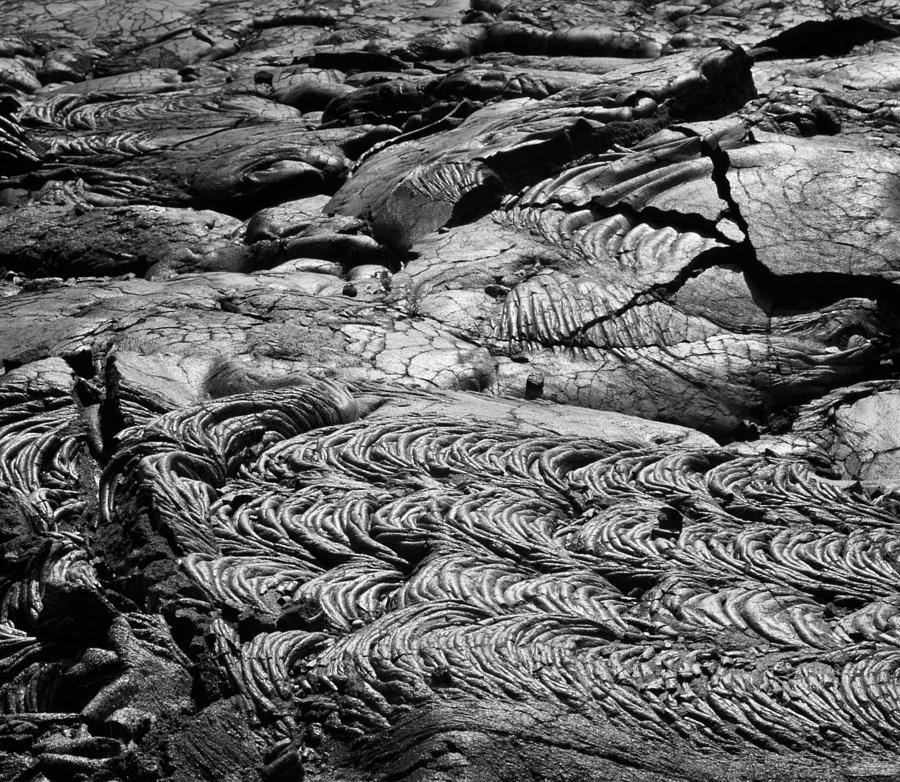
[1,2,900,781]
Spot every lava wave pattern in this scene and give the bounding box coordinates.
[99,379,900,776]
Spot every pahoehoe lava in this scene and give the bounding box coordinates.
[2,1,900,781]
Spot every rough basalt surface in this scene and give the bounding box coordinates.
[2,2,900,781]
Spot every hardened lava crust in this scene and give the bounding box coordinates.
[3,1,900,781]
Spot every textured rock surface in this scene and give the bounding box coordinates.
[2,1,900,781]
